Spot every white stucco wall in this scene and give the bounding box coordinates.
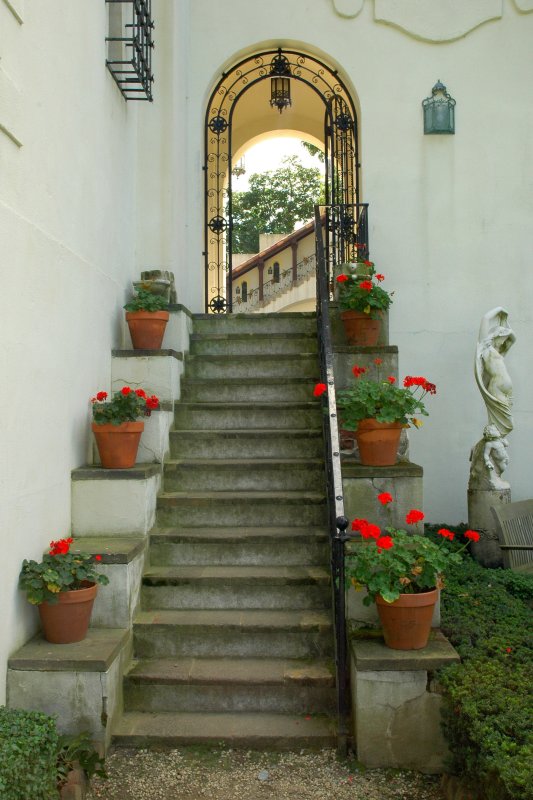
[0,1,159,702]
[186,0,533,522]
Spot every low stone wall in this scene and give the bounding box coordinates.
[350,633,460,773]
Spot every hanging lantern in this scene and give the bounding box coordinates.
[422,80,456,134]
[270,49,292,114]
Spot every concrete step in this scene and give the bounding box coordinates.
[169,429,324,459]
[113,709,336,749]
[181,377,317,404]
[189,333,318,356]
[192,312,316,336]
[184,353,319,380]
[149,526,329,566]
[163,458,324,492]
[173,402,321,431]
[133,608,333,658]
[123,657,335,714]
[141,565,331,610]
[156,491,327,527]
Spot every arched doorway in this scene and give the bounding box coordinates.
[204,46,360,313]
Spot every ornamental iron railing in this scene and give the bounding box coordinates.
[106,0,154,101]
[232,253,316,312]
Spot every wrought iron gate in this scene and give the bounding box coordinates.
[204,48,360,313]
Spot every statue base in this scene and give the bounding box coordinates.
[467,488,510,568]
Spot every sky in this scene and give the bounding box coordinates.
[232,137,324,191]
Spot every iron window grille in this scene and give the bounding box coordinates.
[106,0,154,101]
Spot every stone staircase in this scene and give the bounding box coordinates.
[113,312,338,748]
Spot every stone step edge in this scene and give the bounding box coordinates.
[192,312,316,320]
[184,353,318,361]
[169,428,322,436]
[112,711,337,747]
[124,657,335,686]
[142,566,330,583]
[134,609,332,630]
[149,526,328,541]
[157,490,327,501]
[174,401,319,410]
[189,332,317,342]
[164,457,323,467]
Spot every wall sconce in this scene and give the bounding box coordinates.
[270,49,292,114]
[422,80,456,134]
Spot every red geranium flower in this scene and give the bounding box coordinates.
[377,492,393,505]
[95,555,102,561]
[352,365,366,378]
[358,280,373,291]
[146,395,159,410]
[336,274,349,283]
[376,535,394,550]
[424,381,437,395]
[96,391,108,402]
[363,260,373,267]
[313,383,327,397]
[375,274,385,282]
[374,358,382,366]
[464,529,480,542]
[405,509,425,525]
[438,528,455,540]
[362,523,381,540]
[135,388,147,399]
[387,376,396,384]
[351,518,368,532]
[121,386,132,396]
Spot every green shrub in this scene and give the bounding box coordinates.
[426,530,533,800]
[0,707,59,800]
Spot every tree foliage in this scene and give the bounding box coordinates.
[231,156,324,253]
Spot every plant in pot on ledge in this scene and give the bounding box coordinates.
[334,361,436,466]
[346,496,481,649]
[19,537,109,644]
[91,386,159,469]
[336,260,393,346]
[124,286,169,350]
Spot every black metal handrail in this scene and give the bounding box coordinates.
[314,202,370,755]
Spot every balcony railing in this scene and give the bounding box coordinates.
[233,253,316,312]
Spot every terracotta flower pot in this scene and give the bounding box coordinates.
[92,421,144,469]
[38,582,98,644]
[376,588,438,650]
[126,310,169,350]
[355,418,402,466]
[340,310,381,346]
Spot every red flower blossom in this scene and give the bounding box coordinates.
[146,395,159,410]
[405,509,425,525]
[95,555,102,561]
[363,260,373,267]
[387,376,396,384]
[121,386,132,396]
[438,528,455,540]
[358,280,373,291]
[49,537,74,556]
[403,376,426,388]
[352,365,366,378]
[96,391,108,402]
[376,535,394,550]
[377,492,393,505]
[375,274,385,282]
[362,523,381,540]
[351,518,368,532]
[336,274,349,283]
[374,358,383,366]
[505,647,512,653]
[424,381,437,395]
[464,529,480,542]
[135,388,147,399]
[313,383,328,398]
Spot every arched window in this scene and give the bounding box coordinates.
[272,262,280,283]
[241,281,248,302]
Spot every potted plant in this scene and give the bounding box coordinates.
[335,261,393,346]
[332,360,436,465]
[19,537,109,644]
[91,386,159,469]
[124,287,170,350]
[346,496,481,649]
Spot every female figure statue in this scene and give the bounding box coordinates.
[474,307,515,436]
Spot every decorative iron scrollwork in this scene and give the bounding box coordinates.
[208,215,228,233]
[335,112,352,131]
[208,295,227,314]
[208,115,228,134]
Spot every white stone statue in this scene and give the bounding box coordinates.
[469,308,515,493]
[474,307,515,437]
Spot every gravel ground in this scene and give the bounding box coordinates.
[87,747,444,800]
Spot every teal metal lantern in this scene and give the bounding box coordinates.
[422,80,456,134]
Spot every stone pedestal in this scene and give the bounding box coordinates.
[342,460,423,530]
[467,488,509,567]
[350,634,460,773]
